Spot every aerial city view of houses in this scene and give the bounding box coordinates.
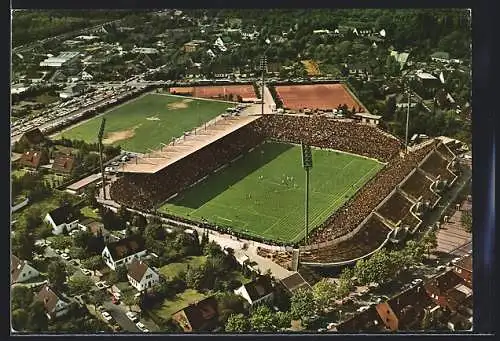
[10,9,472,333]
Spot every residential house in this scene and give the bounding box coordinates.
[453,254,472,286]
[234,276,274,306]
[183,40,206,53]
[51,154,76,175]
[19,128,46,148]
[36,284,71,319]
[18,150,49,171]
[375,283,434,331]
[390,50,410,70]
[354,113,381,126]
[80,71,93,81]
[59,83,86,99]
[11,255,40,284]
[44,204,80,235]
[424,270,465,310]
[39,51,80,68]
[336,306,387,332]
[127,259,160,292]
[172,296,219,332]
[431,51,450,63]
[101,235,147,270]
[78,218,112,243]
[279,272,312,295]
[132,47,159,55]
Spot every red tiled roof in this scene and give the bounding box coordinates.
[18,150,48,169]
[36,284,68,316]
[173,296,219,332]
[127,259,149,282]
[52,154,76,174]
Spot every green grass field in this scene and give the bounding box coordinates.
[57,93,233,153]
[160,142,384,243]
[153,289,207,319]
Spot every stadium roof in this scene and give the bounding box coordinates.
[119,115,261,174]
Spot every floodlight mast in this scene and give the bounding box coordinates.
[97,118,107,199]
[301,143,313,245]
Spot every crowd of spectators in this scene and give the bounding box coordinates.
[400,169,441,206]
[110,125,265,210]
[301,214,391,263]
[110,114,452,250]
[308,140,438,244]
[420,151,456,182]
[252,114,402,162]
[376,191,414,226]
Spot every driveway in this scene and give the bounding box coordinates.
[103,301,141,333]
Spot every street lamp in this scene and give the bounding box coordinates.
[260,38,271,115]
[302,143,313,245]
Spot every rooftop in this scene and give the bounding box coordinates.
[119,115,260,174]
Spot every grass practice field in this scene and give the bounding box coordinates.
[160,142,383,243]
[57,93,232,153]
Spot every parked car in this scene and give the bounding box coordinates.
[136,322,149,332]
[101,311,113,322]
[411,278,423,285]
[61,253,71,260]
[436,265,447,271]
[81,268,92,276]
[111,296,120,305]
[126,311,139,322]
[357,306,370,313]
[97,306,106,312]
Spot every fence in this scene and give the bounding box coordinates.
[11,197,29,212]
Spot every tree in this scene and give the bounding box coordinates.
[203,240,221,257]
[81,255,103,271]
[11,286,34,310]
[312,279,337,312]
[132,214,148,228]
[122,291,137,311]
[250,304,276,332]
[12,308,29,332]
[27,301,48,332]
[217,293,246,324]
[68,275,94,295]
[50,235,73,251]
[185,266,205,290]
[461,211,472,232]
[290,287,316,323]
[88,290,107,314]
[422,229,438,257]
[83,186,98,208]
[117,205,131,224]
[225,313,250,332]
[72,230,92,249]
[274,311,292,330]
[47,260,67,290]
[116,265,128,282]
[12,228,35,261]
[384,95,397,120]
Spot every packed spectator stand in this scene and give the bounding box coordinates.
[110,113,456,261]
[376,191,414,226]
[400,169,441,206]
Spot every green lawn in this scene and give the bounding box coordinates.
[159,256,207,279]
[11,168,27,179]
[80,206,99,219]
[153,289,207,320]
[161,142,384,243]
[57,93,233,153]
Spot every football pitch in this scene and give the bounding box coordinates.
[57,93,232,153]
[160,142,384,243]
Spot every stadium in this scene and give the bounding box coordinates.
[108,83,461,267]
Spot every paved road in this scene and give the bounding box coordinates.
[103,301,141,333]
